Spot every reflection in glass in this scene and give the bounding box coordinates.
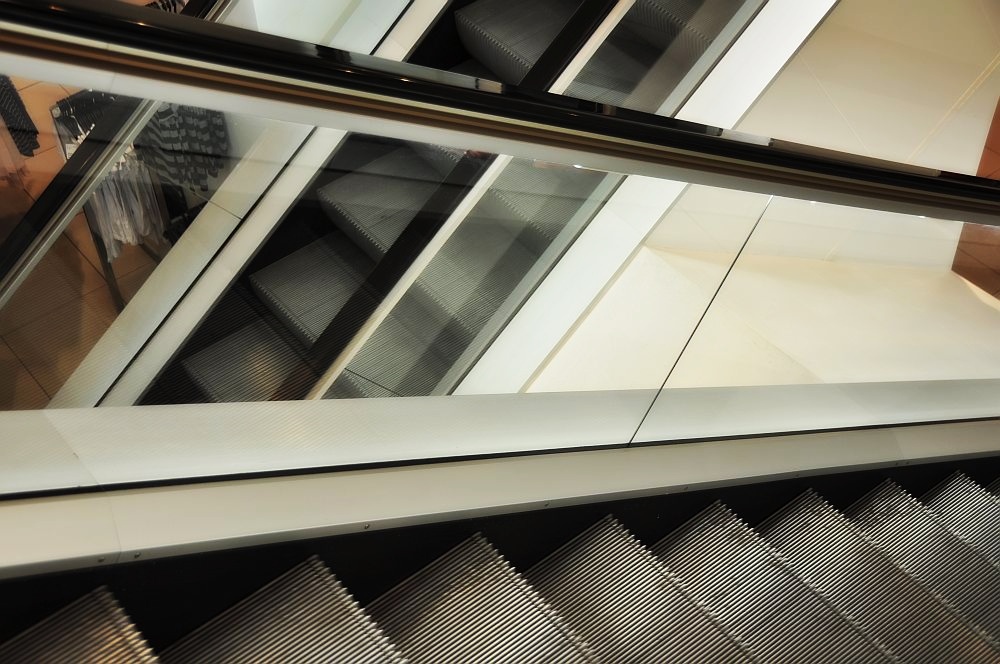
[667,201,1000,388]
[736,0,1000,175]
[0,70,292,410]
[566,0,755,113]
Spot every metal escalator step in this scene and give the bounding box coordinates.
[455,0,580,85]
[848,479,1000,645]
[249,234,371,347]
[486,159,605,254]
[407,141,465,178]
[182,317,302,403]
[989,477,1000,496]
[563,28,661,108]
[924,473,1000,566]
[760,490,1000,663]
[0,587,156,663]
[651,501,892,664]
[325,369,398,399]
[337,313,452,397]
[317,147,444,260]
[366,534,596,663]
[627,0,716,53]
[527,515,755,663]
[162,556,402,663]
[415,216,537,334]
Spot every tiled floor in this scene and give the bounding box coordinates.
[0,77,157,410]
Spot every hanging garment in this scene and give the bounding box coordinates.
[145,0,187,11]
[134,103,230,192]
[0,76,39,157]
[84,148,168,261]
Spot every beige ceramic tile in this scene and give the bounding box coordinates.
[21,147,65,200]
[8,76,38,92]
[61,212,103,274]
[119,262,157,302]
[113,243,157,279]
[0,184,34,245]
[81,282,124,323]
[4,296,115,395]
[48,234,108,295]
[0,338,49,410]
[17,82,67,156]
[0,256,78,335]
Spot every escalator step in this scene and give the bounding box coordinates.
[335,313,452,397]
[924,472,1000,566]
[0,587,156,663]
[182,317,302,403]
[527,515,754,663]
[989,477,1000,495]
[848,480,1000,645]
[325,369,398,399]
[760,490,1000,663]
[486,158,604,255]
[454,0,580,85]
[162,556,401,663]
[627,0,717,53]
[651,501,892,663]
[562,25,662,108]
[318,147,444,261]
[249,234,371,347]
[406,141,465,178]
[415,216,537,333]
[366,534,596,663]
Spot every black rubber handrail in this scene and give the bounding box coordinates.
[0,0,997,225]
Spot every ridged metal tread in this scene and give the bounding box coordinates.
[0,587,157,663]
[847,480,1000,646]
[182,317,303,403]
[366,534,597,663]
[333,312,453,397]
[527,515,755,663]
[923,473,1000,566]
[651,501,893,664]
[248,233,372,347]
[318,146,446,262]
[162,556,402,663]
[759,490,1000,663]
[455,0,579,85]
[988,477,1000,495]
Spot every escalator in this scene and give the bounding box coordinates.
[137,0,750,404]
[4,466,1000,661]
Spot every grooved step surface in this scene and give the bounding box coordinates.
[0,588,157,663]
[455,0,579,84]
[528,516,754,663]
[163,557,401,663]
[182,317,301,403]
[318,147,444,261]
[760,491,1000,663]
[334,313,452,397]
[367,534,596,663]
[849,480,1000,645]
[652,502,892,664]
[249,234,371,347]
[924,473,1000,566]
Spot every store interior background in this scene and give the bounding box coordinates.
[2,0,1000,410]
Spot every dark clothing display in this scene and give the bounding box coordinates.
[0,76,39,157]
[135,104,231,192]
[145,0,187,12]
